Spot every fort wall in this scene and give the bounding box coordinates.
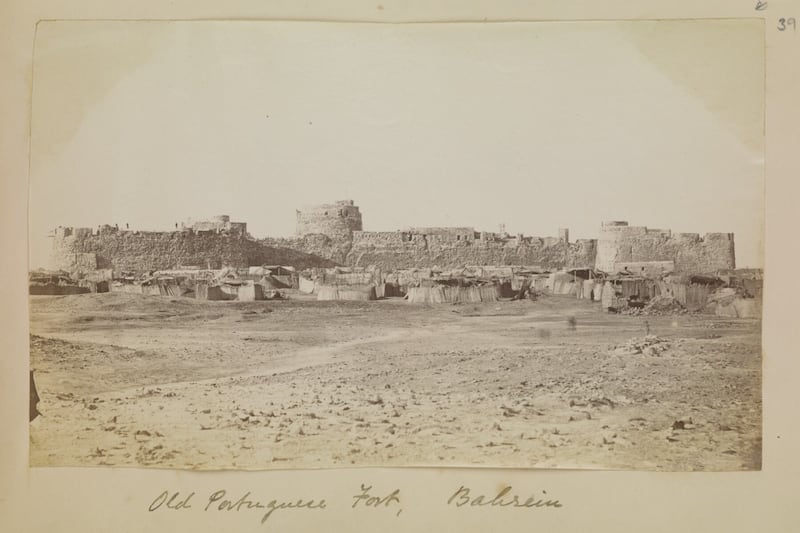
[346,231,597,270]
[51,229,341,273]
[51,229,251,272]
[595,221,735,273]
[50,208,736,275]
[180,215,247,236]
[51,228,597,273]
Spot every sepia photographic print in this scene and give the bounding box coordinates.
[28,19,764,471]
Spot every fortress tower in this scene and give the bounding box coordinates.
[596,221,638,272]
[595,220,735,273]
[296,200,363,240]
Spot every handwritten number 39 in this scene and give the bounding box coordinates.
[777,17,796,31]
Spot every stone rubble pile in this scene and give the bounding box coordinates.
[612,335,671,356]
[621,295,687,316]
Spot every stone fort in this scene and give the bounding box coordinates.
[50,200,735,274]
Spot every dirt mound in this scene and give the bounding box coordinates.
[646,295,684,312]
[612,335,671,356]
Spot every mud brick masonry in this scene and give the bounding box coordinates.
[50,200,735,274]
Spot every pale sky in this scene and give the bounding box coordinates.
[29,20,764,268]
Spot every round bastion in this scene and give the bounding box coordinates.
[296,200,363,240]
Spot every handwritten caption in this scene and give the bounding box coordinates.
[147,484,562,525]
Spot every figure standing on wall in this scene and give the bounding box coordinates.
[126,223,129,229]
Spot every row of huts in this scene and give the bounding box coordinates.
[30,262,763,318]
[29,266,299,301]
[295,264,762,317]
[112,266,299,301]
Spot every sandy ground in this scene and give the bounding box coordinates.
[28,292,761,471]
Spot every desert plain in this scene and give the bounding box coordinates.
[28,292,761,471]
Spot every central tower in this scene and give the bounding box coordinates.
[295,200,363,240]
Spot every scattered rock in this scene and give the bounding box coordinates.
[89,447,106,458]
[589,397,615,409]
[613,336,670,356]
[501,406,520,417]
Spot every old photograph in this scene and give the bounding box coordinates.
[28,19,763,471]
